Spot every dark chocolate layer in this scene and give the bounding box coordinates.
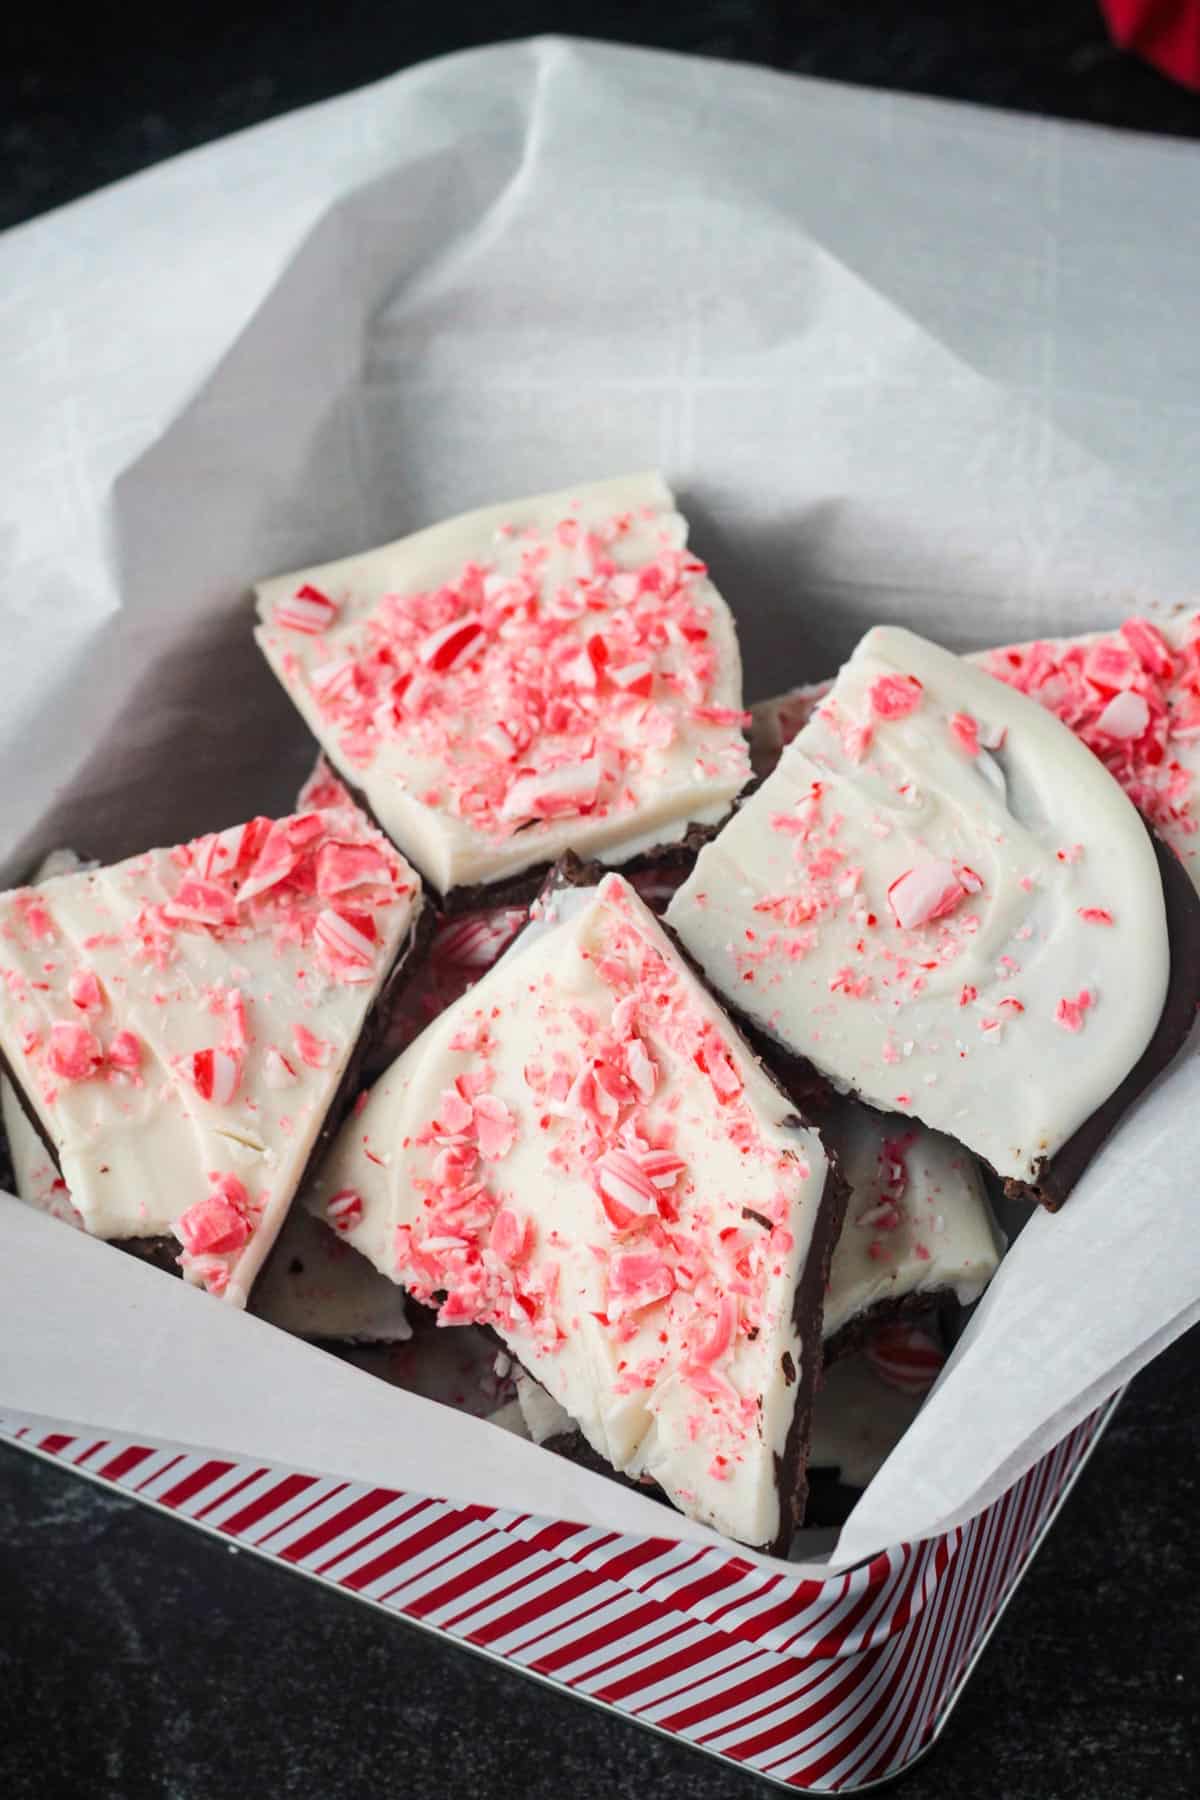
[823,1293,942,1367]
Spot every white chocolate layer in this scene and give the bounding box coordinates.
[0,807,422,1305]
[822,1103,1000,1341]
[668,626,1170,1185]
[515,1368,573,1444]
[306,873,833,1548]
[1,1076,83,1229]
[255,474,751,894]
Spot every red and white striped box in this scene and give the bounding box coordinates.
[0,1394,1118,1791]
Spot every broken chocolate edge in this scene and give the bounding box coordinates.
[315,754,731,913]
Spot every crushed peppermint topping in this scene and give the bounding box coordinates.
[176,1173,254,1259]
[188,1047,242,1106]
[326,1188,365,1233]
[985,614,1200,853]
[275,583,340,634]
[46,1020,103,1082]
[375,875,805,1484]
[1055,990,1096,1033]
[868,674,923,720]
[949,712,979,756]
[274,510,748,844]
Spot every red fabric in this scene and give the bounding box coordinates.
[1100,0,1200,89]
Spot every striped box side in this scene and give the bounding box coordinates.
[0,1399,1116,1793]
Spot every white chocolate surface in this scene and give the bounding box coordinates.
[307,874,833,1548]
[255,474,751,893]
[0,807,422,1305]
[668,627,1170,1184]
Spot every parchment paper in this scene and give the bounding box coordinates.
[3,37,1199,1573]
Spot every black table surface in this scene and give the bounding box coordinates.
[4,4,1200,1796]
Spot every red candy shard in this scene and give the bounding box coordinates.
[46,1021,103,1082]
[176,1179,253,1257]
[499,757,602,823]
[163,878,238,929]
[640,1149,687,1189]
[609,659,654,697]
[949,711,980,756]
[418,617,487,673]
[488,1207,531,1263]
[696,1027,743,1103]
[293,1023,334,1068]
[1055,990,1095,1033]
[594,1148,662,1227]
[1119,616,1174,679]
[68,969,104,1014]
[235,819,310,904]
[275,583,339,634]
[868,673,923,720]
[326,1188,364,1233]
[473,1092,516,1159]
[188,1047,242,1106]
[1095,690,1150,740]
[107,1029,142,1072]
[314,906,379,974]
[315,841,390,895]
[692,1293,739,1367]
[608,1249,676,1311]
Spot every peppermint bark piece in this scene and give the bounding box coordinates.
[0,804,423,1305]
[254,473,751,899]
[820,1103,1000,1353]
[308,871,844,1551]
[668,626,1190,1207]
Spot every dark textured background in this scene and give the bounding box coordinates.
[4,3,1200,1795]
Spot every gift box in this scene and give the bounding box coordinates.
[3,36,1200,1787]
[0,1396,1119,1792]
